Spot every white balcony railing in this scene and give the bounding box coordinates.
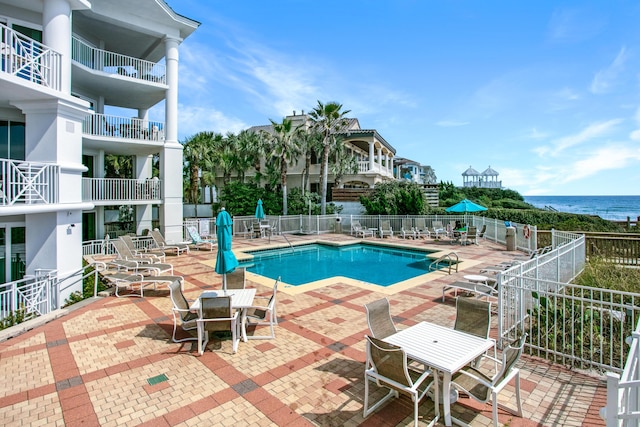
[82,177,162,203]
[71,37,166,84]
[1,24,62,90]
[83,113,165,142]
[357,161,393,177]
[0,159,60,206]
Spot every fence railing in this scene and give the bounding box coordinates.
[601,319,640,426]
[1,24,62,90]
[82,113,165,142]
[82,177,162,203]
[71,36,166,84]
[184,218,216,240]
[0,158,59,205]
[0,269,57,322]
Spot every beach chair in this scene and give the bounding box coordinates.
[186,226,215,251]
[120,235,166,262]
[400,219,416,239]
[150,229,190,255]
[105,272,184,297]
[351,220,373,238]
[379,220,393,238]
[414,218,430,239]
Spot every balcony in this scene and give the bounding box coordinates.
[356,160,393,178]
[0,159,59,206]
[82,177,162,205]
[83,113,165,143]
[71,37,167,109]
[71,37,165,85]
[1,24,62,91]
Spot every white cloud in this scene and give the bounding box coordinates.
[535,119,622,157]
[524,128,549,140]
[561,144,640,182]
[590,47,628,94]
[178,105,247,139]
[547,7,606,44]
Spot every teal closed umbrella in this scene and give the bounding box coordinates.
[215,208,239,291]
[255,199,265,220]
[445,198,488,213]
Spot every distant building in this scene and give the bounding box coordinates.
[393,157,436,185]
[462,166,502,189]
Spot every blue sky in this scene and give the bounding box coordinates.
[167,1,640,196]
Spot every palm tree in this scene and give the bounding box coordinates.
[298,128,323,195]
[182,132,213,205]
[330,141,358,189]
[263,118,302,215]
[236,129,265,185]
[308,101,351,214]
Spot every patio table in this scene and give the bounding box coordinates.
[384,321,494,426]
[191,288,256,345]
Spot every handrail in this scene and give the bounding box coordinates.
[82,113,165,142]
[71,36,166,84]
[82,177,162,202]
[0,158,60,205]
[428,252,459,274]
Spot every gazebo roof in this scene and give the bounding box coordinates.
[481,166,499,176]
[462,166,480,176]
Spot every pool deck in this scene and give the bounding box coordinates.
[0,233,606,426]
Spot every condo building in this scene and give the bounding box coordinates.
[0,0,198,299]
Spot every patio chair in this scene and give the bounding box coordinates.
[186,226,215,251]
[106,272,184,298]
[245,277,279,340]
[454,297,497,365]
[363,336,439,427]
[150,229,190,255]
[106,258,174,276]
[169,280,198,343]
[197,295,240,354]
[477,224,487,240]
[414,218,430,239]
[351,220,374,238]
[431,221,446,239]
[120,235,166,262]
[251,221,264,239]
[379,220,393,238]
[365,298,397,339]
[442,280,497,302]
[461,226,478,245]
[225,267,246,290]
[112,238,163,264]
[400,219,417,239]
[451,333,527,427]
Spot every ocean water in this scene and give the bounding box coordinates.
[523,196,640,221]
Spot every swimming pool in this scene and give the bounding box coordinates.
[238,243,445,287]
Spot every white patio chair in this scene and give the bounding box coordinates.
[364,298,397,339]
[197,295,240,354]
[379,220,393,238]
[245,277,279,340]
[451,334,527,427]
[400,219,417,239]
[150,229,190,255]
[363,336,439,427]
[169,280,198,343]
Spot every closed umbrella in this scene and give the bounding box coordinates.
[445,198,488,213]
[255,199,265,220]
[215,208,239,291]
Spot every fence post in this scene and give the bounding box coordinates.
[601,372,621,426]
[93,267,99,298]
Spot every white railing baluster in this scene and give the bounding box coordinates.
[82,113,165,142]
[81,177,162,203]
[0,159,59,206]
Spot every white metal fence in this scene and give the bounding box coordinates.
[71,37,166,84]
[0,159,59,205]
[0,269,57,322]
[1,24,62,90]
[601,319,640,426]
[82,177,162,203]
[82,113,165,142]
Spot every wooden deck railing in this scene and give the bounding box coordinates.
[538,230,640,265]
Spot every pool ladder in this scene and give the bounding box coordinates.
[270,231,294,252]
[428,252,459,274]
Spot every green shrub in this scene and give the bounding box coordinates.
[0,306,28,331]
[360,181,427,215]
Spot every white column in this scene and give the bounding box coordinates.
[14,97,91,303]
[161,36,183,242]
[377,147,382,170]
[389,156,394,176]
[368,142,375,170]
[42,0,72,94]
[135,155,153,234]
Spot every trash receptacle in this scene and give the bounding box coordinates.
[505,226,516,251]
[335,217,342,234]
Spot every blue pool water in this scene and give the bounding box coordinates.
[238,243,440,287]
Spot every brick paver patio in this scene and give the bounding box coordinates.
[0,233,606,426]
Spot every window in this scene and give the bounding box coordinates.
[0,121,25,161]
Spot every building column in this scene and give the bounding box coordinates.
[377,147,382,169]
[13,97,91,302]
[388,155,393,176]
[159,36,184,242]
[42,0,71,94]
[135,155,153,235]
[368,142,375,171]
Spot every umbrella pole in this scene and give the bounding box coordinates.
[222,273,227,293]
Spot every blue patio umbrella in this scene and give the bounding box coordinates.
[255,199,265,220]
[215,208,239,291]
[445,198,488,213]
